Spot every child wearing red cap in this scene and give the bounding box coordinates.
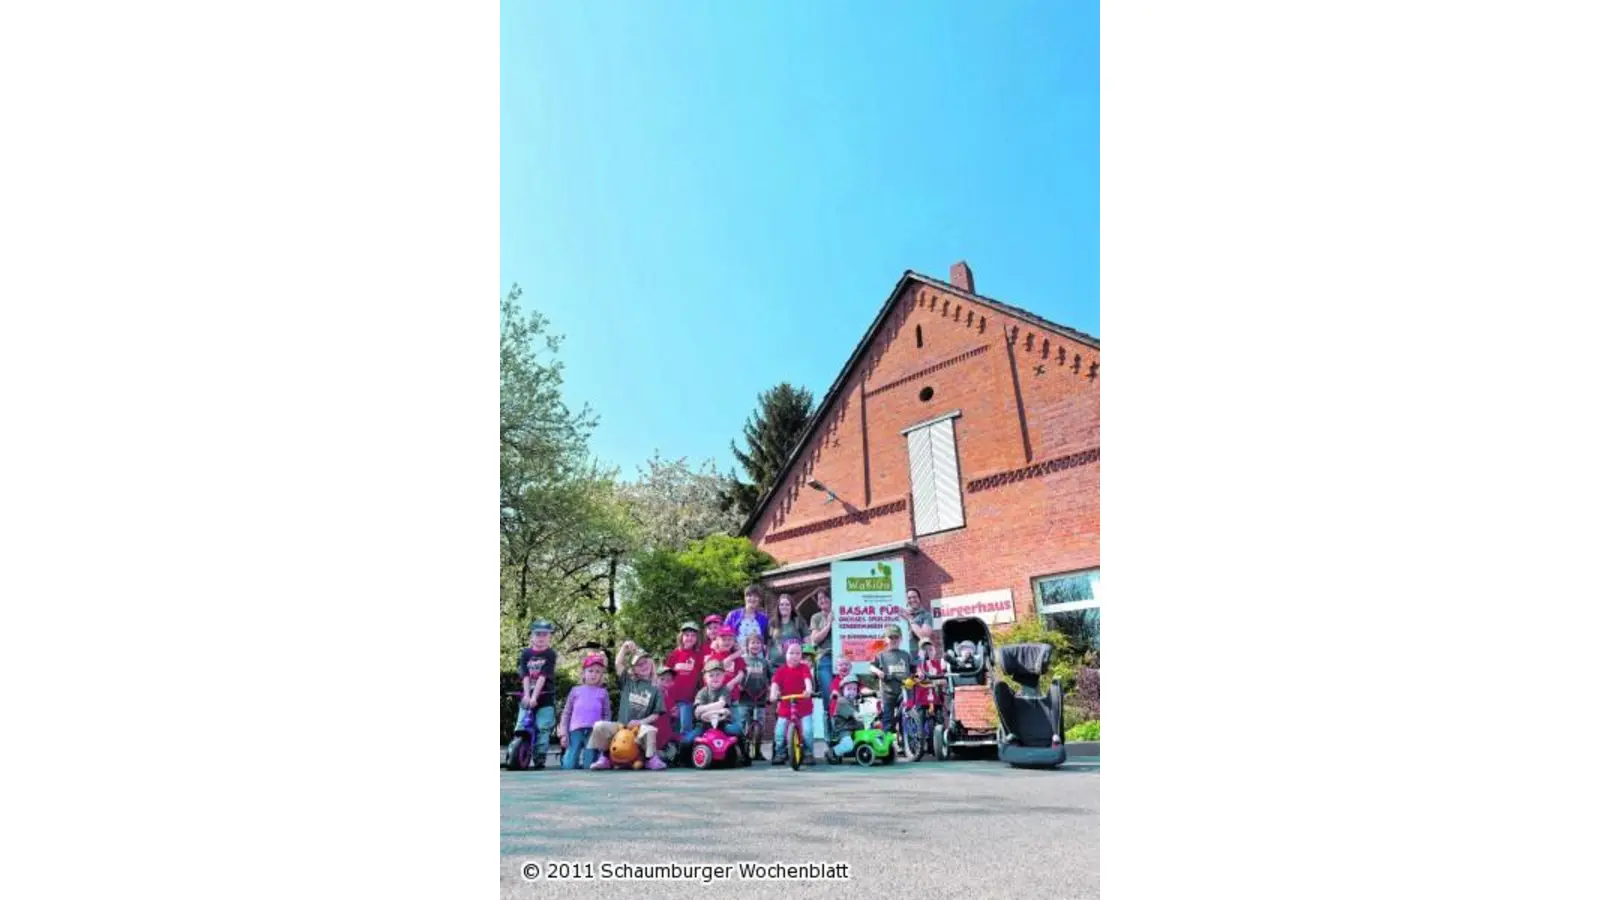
[557,653,611,769]
[704,625,748,745]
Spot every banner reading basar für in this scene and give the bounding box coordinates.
[829,559,909,675]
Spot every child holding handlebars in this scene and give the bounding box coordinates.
[768,641,816,766]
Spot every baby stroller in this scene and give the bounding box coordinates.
[993,643,1068,768]
[937,617,999,759]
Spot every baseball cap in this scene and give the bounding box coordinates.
[529,620,553,634]
[580,653,606,669]
[679,621,700,632]
[703,658,725,674]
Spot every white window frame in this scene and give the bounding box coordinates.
[1033,567,1100,616]
[902,410,965,537]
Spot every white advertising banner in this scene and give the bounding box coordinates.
[930,588,1016,627]
[830,559,910,675]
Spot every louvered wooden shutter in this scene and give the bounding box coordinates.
[907,425,939,535]
[906,417,964,536]
[929,418,965,529]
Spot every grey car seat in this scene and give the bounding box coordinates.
[992,643,1068,768]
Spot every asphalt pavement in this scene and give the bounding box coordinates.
[501,750,1099,899]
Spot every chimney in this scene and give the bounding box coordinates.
[949,260,974,293]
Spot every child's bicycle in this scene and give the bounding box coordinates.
[777,693,810,771]
[504,690,541,770]
[902,676,944,762]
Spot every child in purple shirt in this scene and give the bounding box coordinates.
[558,654,611,769]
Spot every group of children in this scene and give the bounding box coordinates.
[512,604,960,771]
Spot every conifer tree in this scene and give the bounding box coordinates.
[721,382,816,520]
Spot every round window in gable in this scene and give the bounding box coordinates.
[918,386,934,402]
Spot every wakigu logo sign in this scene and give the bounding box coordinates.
[831,559,908,672]
[844,562,895,593]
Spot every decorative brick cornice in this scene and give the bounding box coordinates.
[865,344,991,398]
[965,447,1099,494]
[764,498,908,543]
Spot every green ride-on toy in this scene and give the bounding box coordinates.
[840,725,896,766]
[823,678,898,766]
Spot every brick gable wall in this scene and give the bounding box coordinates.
[751,279,1099,625]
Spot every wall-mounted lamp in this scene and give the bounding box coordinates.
[806,478,839,505]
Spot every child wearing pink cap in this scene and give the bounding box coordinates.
[557,653,611,769]
[704,625,748,739]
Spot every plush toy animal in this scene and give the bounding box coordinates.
[609,724,643,769]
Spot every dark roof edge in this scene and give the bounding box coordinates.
[905,271,1100,350]
[737,271,915,537]
[738,269,1098,537]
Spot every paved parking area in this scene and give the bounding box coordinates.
[501,753,1098,899]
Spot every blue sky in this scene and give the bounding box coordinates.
[502,1,1098,476]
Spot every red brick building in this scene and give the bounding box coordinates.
[743,262,1100,647]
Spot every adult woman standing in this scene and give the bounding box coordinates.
[807,589,835,705]
[767,592,804,666]
[904,586,936,649]
[725,584,769,649]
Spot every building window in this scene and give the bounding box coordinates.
[916,325,924,348]
[1033,568,1100,654]
[904,412,964,536]
[918,386,934,402]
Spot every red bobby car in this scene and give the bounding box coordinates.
[690,724,746,768]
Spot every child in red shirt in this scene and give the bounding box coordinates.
[911,638,945,708]
[705,626,744,692]
[662,621,704,738]
[767,641,816,766]
[826,658,852,716]
[903,638,946,751]
[705,625,749,739]
[652,665,681,764]
[823,658,852,745]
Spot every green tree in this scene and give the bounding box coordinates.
[500,285,637,667]
[721,382,816,519]
[615,534,777,655]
